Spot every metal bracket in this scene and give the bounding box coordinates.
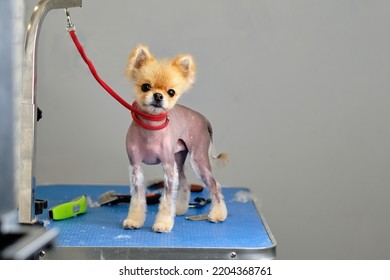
[19,0,82,224]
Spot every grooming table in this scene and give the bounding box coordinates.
[36,185,276,260]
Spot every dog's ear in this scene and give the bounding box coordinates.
[125,45,155,79]
[172,55,196,85]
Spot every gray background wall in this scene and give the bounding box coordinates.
[25,0,390,259]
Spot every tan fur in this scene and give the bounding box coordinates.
[125,45,196,114]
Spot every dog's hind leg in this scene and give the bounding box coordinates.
[175,150,191,215]
[123,164,147,229]
[190,152,228,223]
[153,161,179,232]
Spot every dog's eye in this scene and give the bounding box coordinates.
[141,83,151,92]
[167,89,175,97]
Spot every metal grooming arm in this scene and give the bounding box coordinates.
[19,0,82,224]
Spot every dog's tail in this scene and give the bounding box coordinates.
[208,123,230,167]
[211,151,230,167]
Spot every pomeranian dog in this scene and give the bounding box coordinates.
[123,45,228,232]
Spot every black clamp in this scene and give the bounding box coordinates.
[35,199,48,215]
[189,197,211,208]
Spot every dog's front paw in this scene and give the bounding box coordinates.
[123,203,146,229]
[208,202,228,223]
[152,222,173,233]
[152,216,174,233]
[123,218,144,229]
[123,210,146,229]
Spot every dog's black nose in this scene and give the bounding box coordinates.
[153,93,163,102]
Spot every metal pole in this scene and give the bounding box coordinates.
[0,0,15,226]
[19,0,82,224]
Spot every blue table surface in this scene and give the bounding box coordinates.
[36,185,274,249]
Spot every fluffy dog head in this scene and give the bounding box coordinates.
[125,45,196,115]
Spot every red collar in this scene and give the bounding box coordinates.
[131,101,169,130]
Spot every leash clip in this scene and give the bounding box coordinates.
[65,8,75,32]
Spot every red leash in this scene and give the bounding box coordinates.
[67,28,169,130]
